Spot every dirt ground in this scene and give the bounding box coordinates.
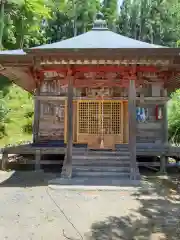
[0,170,180,240]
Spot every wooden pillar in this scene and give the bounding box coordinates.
[160,155,167,174]
[33,87,40,143]
[160,88,168,174]
[128,80,137,180]
[35,149,41,171]
[1,151,8,171]
[160,90,168,174]
[62,72,73,178]
[162,103,168,145]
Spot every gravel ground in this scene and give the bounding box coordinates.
[0,170,180,240]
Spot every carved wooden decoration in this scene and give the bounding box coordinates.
[40,66,172,90]
[86,87,113,98]
[40,79,68,96]
[39,101,65,141]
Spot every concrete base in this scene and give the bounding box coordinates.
[48,177,140,190]
[61,161,72,178]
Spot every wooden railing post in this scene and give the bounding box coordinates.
[62,70,73,178]
[1,150,8,171]
[33,87,40,143]
[162,104,168,145]
[35,149,41,171]
[160,88,168,173]
[128,79,138,180]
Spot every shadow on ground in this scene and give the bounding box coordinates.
[85,176,180,240]
[0,155,63,188]
[0,171,61,188]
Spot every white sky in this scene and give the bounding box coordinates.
[118,0,124,12]
[101,0,124,8]
[119,0,123,6]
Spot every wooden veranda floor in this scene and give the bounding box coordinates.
[1,141,180,156]
[1,141,180,168]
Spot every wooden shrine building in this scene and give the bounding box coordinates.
[1,14,180,183]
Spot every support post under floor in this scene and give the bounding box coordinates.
[160,155,167,174]
[35,150,41,171]
[1,151,8,171]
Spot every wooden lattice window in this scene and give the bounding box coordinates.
[78,101,122,135]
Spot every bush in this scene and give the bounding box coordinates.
[0,123,7,139]
[24,110,34,118]
[168,90,180,145]
[0,94,8,121]
[23,107,34,134]
[0,91,8,138]
[23,118,33,134]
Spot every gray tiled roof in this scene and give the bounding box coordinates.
[0,49,26,55]
[32,29,163,50]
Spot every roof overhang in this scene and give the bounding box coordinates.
[1,48,180,93]
[0,53,33,67]
[26,48,180,57]
[0,67,36,93]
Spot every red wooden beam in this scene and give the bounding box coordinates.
[73,78,137,88]
[40,65,159,74]
[74,65,158,73]
[41,67,68,73]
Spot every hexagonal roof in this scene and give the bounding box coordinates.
[32,18,163,50]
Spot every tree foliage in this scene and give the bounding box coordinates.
[118,0,180,47]
[168,90,180,145]
[1,0,180,48]
[1,0,52,49]
[102,0,118,30]
[0,90,8,139]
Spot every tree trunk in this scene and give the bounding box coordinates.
[19,35,24,49]
[72,0,77,36]
[0,0,5,50]
[74,19,77,36]
[19,19,24,49]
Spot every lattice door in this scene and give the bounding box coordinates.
[77,100,123,144]
[100,101,122,135]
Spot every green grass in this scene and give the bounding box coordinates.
[0,76,33,147]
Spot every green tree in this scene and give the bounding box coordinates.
[0,0,51,50]
[168,90,180,145]
[65,0,100,35]
[0,91,8,138]
[10,0,51,49]
[44,0,100,44]
[117,0,180,47]
[102,0,118,31]
[0,0,24,49]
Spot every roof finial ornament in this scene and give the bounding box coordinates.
[92,12,108,30]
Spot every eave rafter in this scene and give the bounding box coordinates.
[0,66,36,93]
[36,63,179,89]
[0,55,33,67]
[39,58,171,67]
[0,53,180,92]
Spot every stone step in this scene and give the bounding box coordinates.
[70,147,132,180]
[116,148,129,151]
[116,146,129,149]
[73,171,130,177]
[72,155,130,161]
[72,147,87,151]
[72,147,129,151]
[72,160,130,166]
[48,177,140,187]
[73,166,130,172]
[72,151,130,156]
